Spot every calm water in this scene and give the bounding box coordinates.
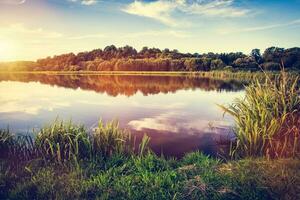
[0,73,245,157]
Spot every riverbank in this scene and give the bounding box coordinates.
[1,151,299,200]
[1,70,299,80]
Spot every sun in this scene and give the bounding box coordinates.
[0,39,17,61]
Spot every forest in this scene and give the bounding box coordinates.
[1,46,300,72]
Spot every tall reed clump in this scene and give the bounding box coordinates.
[0,129,37,162]
[35,120,91,164]
[11,119,149,164]
[5,119,150,165]
[0,128,13,159]
[92,120,150,158]
[220,71,300,158]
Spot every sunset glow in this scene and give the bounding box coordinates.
[0,39,16,61]
[0,0,300,61]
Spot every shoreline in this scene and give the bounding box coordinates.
[0,70,286,80]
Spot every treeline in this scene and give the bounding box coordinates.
[1,46,300,71]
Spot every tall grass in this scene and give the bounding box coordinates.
[0,129,37,162]
[92,120,150,158]
[92,120,129,158]
[1,119,150,166]
[35,120,91,164]
[0,128,13,158]
[219,71,300,158]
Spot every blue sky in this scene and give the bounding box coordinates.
[0,0,300,61]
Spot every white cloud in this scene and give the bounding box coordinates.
[122,0,179,26]
[123,30,190,38]
[218,18,300,34]
[122,0,250,26]
[0,0,26,5]
[69,0,98,6]
[69,29,190,40]
[68,33,106,40]
[185,0,249,17]
[0,23,63,38]
[1,23,110,41]
[81,0,97,6]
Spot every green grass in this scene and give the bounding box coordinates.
[219,71,300,158]
[1,151,299,200]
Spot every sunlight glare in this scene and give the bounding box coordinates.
[0,39,16,61]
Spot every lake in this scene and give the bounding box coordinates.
[0,73,245,157]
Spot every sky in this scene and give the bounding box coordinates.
[0,0,300,61]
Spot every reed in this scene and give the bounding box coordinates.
[0,129,38,162]
[219,70,300,158]
[92,120,150,158]
[0,128,13,158]
[1,119,150,166]
[35,120,91,164]
[92,120,128,157]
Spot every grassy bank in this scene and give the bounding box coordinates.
[1,151,299,200]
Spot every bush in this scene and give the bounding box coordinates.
[223,66,234,72]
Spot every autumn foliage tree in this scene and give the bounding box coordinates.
[1,45,299,72]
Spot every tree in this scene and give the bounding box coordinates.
[210,59,225,70]
[233,56,259,70]
[282,47,300,68]
[263,47,284,63]
[250,49,262,63]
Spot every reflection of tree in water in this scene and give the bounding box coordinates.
[0,74,247,96]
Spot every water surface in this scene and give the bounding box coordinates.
[0,73,245,157]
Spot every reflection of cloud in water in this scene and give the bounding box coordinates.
[129,112,180,132]
[78,99,187,110]
[0,102,43,115]
[77,100,113,106]
[0,82,71,115]
[0,98,71,115]
[131,101,186,110]
[181,119,232,134]
[128,111,232,135]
